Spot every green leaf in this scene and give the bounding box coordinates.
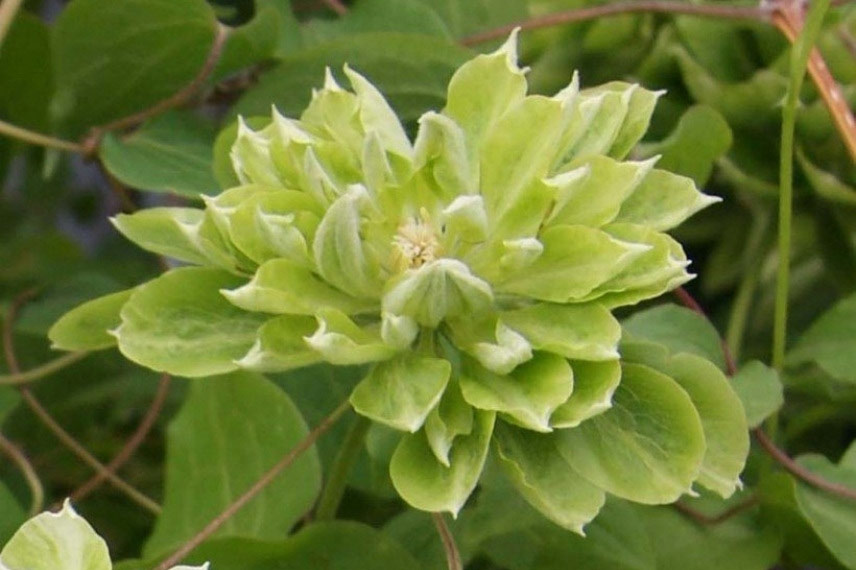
[413,0,528,39]
[350,354,451,432]
[638,105,733,186]
[143,371,321,557]
[99,111,219,198]
[303,0,452,43]
[115,267,268,377]
[0,500,110,570]
[459,354,573,432]
[390,410,495,515]
[731,361,784,428]
[48,289,134,351]
[556,363,706,504]
[550,360,621,428]
[0,13,53,130]
[235,314,320,372]
[494,422,606,534]
[794,454,856,570]
[622,304,727,370]
[53,0,217,135]
[233,33,472,124]
[214,0,296,80]
[499,225,647,303]
[627,350,749,497]
[223,258,372,316]
[501,302,621,361]
[0,483,25,546]
[787,293,856,384]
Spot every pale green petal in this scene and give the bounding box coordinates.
[444,30,527,160]
[413,111,477,198]
[49,288,134,351]
[350,354,451,432]
[222,258,373,315]
[442,194,489,243]
[231,117,283,187]
[550,360,621,428]
[556,363,706,504]
[615,168,721,231]
[305,308,397,365]
[344,65,412,160]
[546,155,657,228]
[494,422,606,534]
[380,312,420,349]
[424,380,474,466]
[382,258,493,327]
[459,353,573,432]
[447,316,532,375]
[390,410,495,516]
[561,88,629,162]
[111,208,210,266]
[0,500,110,570]
[312,185,382,299]
[501,302,621,361]
[235,315,321,372]
[498,225,649,302]
[360,131,394,195]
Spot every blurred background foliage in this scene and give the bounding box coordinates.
[2,0,856,568]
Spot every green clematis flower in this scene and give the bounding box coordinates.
[50,32,748,532]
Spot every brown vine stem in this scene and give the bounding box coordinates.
[0,0,24,49]
[0,433,44,516]
[0,119,85,153]
[672,287,856,502]
[459,1,771,46]
[69,373,172,504]
[81,22,231,154]
[432,512,463,570]
[673,495,759,526]
[3,290,161,515]
[771,0,856,162]
[321,0,349,16]
[753,428,856,501]
[0,351,89,386]
[153,399,352,570]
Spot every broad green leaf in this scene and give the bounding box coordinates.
[0,483,25,546]
[0,500,110,570]
[424,380,473,466]
[459,354,573,432]
[557,363,706,504]
[0,388,20,426]
[213,0,294,80]
[793,454,856,570]
[99,111,219,198]
[499,225,648,302]
[494,422,606,534]
[390,410,495,515]
[115,267,268,377]
[632,500,782,570]
[111,208,213,267]
[502,302,621,361]
[413,0,528,39]
[143,372,321,557]
[48,289,134,351]
[130,522,421,570]
[350,354,451,432]
[0,13,52,130]
[223,258,372,316]
[303,0,452,44]
[628,350,749,497]
[731,361,784,428]
[233,33,472,124]
[798,150,856,206]
[550,360,621,428]
[637,105,733,186]
[305,308,397,365]
[615,169,720,232]
[53,0,217,135]
[622,304,727,370]
[787,293,856,384]
[236,314,320,372]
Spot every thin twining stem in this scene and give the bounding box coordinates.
[432,512,463,570]
[0,119,84,153]
[153,399,352,570]
[0,351,89,386]
[0,433,44,516]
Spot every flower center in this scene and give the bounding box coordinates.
[392,209,441,270]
